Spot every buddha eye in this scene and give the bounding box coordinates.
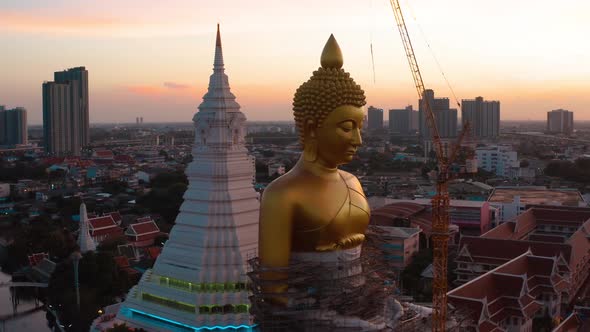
[339,121,354,132]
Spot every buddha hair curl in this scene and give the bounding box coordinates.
[293,67,366,145]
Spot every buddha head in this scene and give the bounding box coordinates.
[293,34,367,168]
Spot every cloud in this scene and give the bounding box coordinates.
[126,85,165,96]
[163,82,190,89]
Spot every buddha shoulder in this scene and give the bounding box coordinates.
[338,170,365,194]
[260,171,301,204]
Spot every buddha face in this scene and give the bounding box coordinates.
[310,105,364,168]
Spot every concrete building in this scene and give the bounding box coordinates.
[475,145,518,177]
[116,25,259,331]
[367,106,384,130]
[42,66,89,155]
[371,201,459,248]
[488,187,585,223]
[378,226,421,270]
[0,106,27,146]
[389,105,418,135]
[419,89,457,138]
[461,96,500,139]
[547,109,574,135]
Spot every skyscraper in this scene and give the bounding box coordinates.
[461,96,500,139]
[0,106,27,146]
[389,105,417,135]
[116,25,259,331]
[419,89,457,138]
[367,106,384,130]
[547,109,574,135]
[42,67,89,155]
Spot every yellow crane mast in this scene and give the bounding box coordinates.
[388,1,471,331]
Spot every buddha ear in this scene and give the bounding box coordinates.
[305,118,317,139]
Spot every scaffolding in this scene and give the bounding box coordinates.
[248,226,429,331]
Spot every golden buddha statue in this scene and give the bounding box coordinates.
[258,34,370,276]
[251,35,396,332]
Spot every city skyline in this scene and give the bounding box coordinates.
[1,0,589,124]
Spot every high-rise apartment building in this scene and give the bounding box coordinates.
[389,105,418,135]
[419,89,457,138]
[42,67,89,155]
[547,109,574,135]
[461,96,500,139]
[367,106,384,130]
[0,106,27,146]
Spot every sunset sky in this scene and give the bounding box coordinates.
[1,0,589,124]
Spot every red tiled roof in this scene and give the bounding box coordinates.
[478,320,503,332]
[114,155,134,163]
[129,220,159,236]
[135,216,152,224]
[89,215,117,230]
[105,211,122,224]
[523,301,543,319]
[114,256,130,268]
[92,227,123,237]
[553,313,579,332]
[94,150,114,158]
[28,252,49,266]
[449,252,564,330]
[42,157,64,165]
[146,247,162,259]
[457,236,572,265]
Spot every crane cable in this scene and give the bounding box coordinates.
[369,0,376,84]
[402,0,461,108]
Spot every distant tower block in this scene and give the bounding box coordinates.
[78,203,96,253]
[140,117,143,124]
[116,24,259,331]
[136,117,139,125]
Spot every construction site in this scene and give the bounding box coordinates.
[248,226,442,331]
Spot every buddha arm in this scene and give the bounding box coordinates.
[258,188,293,292]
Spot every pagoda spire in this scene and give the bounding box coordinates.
[78,202,96,253]
[213,23,224,70]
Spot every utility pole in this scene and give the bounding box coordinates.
[71,251,82,311]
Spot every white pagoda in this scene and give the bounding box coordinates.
[117,25,260,331]
[78,202,96,253]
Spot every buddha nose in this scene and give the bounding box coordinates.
[351,128,362,146]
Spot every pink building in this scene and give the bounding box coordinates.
[371,198,492,236]
[377,226,421,270]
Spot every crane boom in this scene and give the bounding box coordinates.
[389,1,451,331]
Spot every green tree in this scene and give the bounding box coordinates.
[48,251,131,332]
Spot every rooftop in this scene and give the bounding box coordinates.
[488,187,584,206]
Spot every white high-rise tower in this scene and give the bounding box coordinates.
[116,25,259,331]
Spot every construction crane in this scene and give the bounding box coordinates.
[388,1,472,331]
